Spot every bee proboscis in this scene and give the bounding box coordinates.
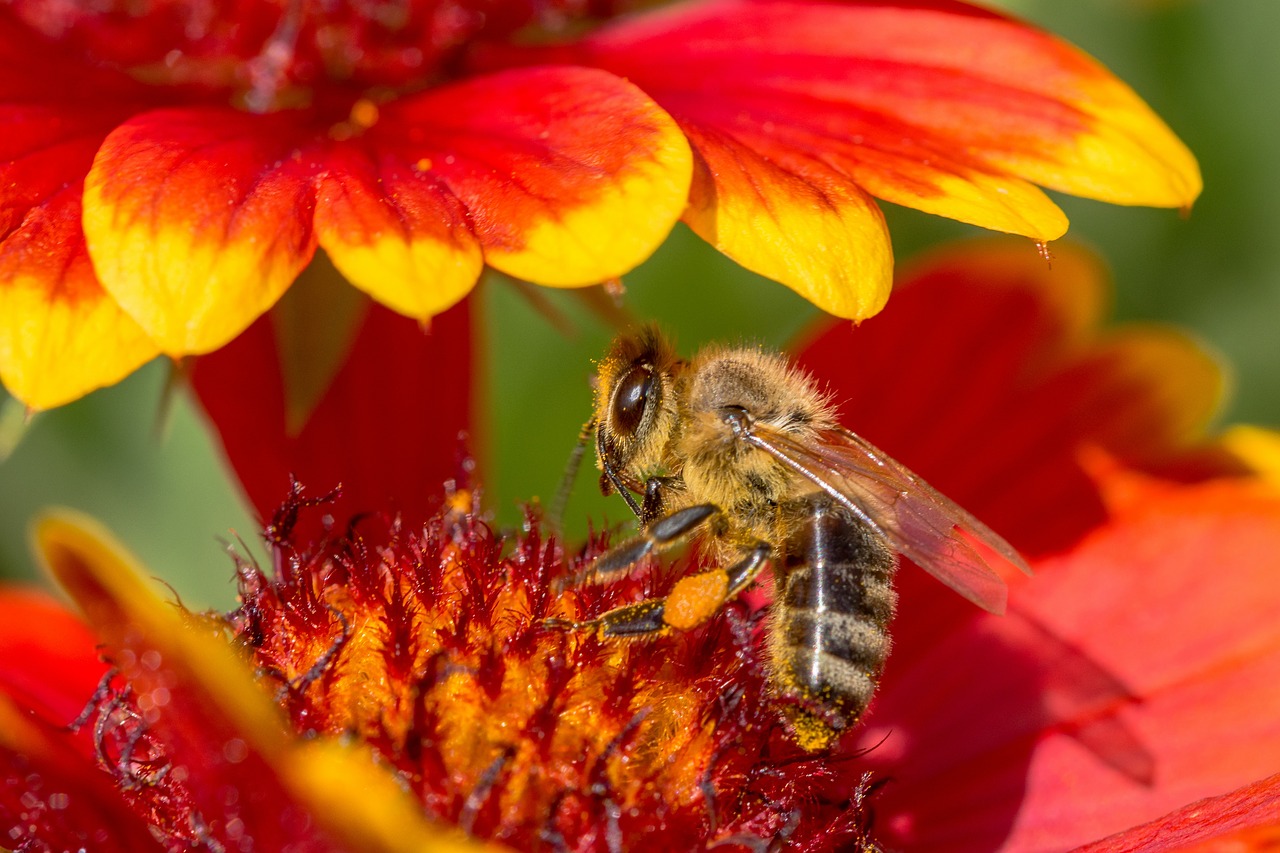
[551,328,1030,750]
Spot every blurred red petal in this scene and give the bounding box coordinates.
[26,510,505,853]
[793,240,1229,558]
[0,588,105,725]
[0,695,167,853]
[30,511,345,850]
[857,474,1280,851]
[192,295,472,531]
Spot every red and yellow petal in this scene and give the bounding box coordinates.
[0,186,159,408]
[82,107,320,357]
[315,145,483,321]
[1221,425,1280,488]
[357,66,691,292]
[31,509,492,853]
[531,0,1198,315]
[0,90,160,407]
[680,122,894,319]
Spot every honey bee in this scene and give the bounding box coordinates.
[552,327,1030,750]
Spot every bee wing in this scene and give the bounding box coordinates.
[745,423,1031,614]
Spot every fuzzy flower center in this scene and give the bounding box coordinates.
[13,0,638,110]
[198,491,871,847]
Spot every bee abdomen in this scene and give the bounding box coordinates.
[769,497,898,747]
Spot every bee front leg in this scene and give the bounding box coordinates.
[640,476,679,525]
[550,540,772,639]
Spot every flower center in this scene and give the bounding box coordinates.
[15,0,639,111]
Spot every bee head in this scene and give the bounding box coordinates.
[593,326,682,496]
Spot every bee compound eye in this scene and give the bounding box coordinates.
[611,364,654,438]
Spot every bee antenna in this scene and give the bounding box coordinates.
[548,417,595,535]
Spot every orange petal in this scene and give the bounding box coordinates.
[83,107,319,356]
[31,510,494,853]
[358,66,691,290]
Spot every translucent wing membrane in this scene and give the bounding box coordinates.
[746,423,1031,614]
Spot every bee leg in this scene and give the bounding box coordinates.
[639,476,679,525]
[553,541,772,639]
[555,503,720,592]
[661,541,771,630]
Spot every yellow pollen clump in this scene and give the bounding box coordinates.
[664,569,730,630]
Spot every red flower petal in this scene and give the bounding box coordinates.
[1072,771,1280,852]
[0,695,167,853]
[83,68,690,354]
[325,66,691,315]
[0,588,105,725]
[0,18,160,408]
[537,0,1199,317]
[794,240,1227,558]
[82,107,320,356]
[192,294,472,531]
[855,474,1280,851]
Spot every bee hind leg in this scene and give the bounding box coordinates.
[549,541,771,638]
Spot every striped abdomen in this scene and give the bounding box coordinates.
[767,494,898,750]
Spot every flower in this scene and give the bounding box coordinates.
[7,240,1276,851]
[0,0,1200,410]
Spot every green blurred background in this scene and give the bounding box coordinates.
[2,0,1276,609]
